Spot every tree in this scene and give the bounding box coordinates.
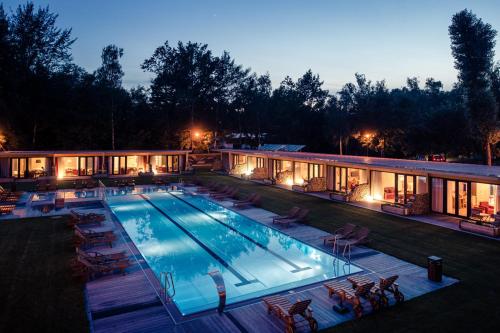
[9,2,75,74]
[449,9,499,165]
[95,44,124,150]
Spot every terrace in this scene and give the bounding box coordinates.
[4,171,499,332]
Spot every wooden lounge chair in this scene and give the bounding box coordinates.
[73,255,130,281]
[324,279,377,318]
[213,188,239,200]
[263,295,318,333]
[373,275,404,306]
[333,227,370,248]
[209,185,229,195]
[233,193,261,208]
[209,186,233,198]
[74,247,127,265]
[70,209,106,222]
[0,204,16,215]
[272,207,301,223]
[274,208,310,228]
[74,229,116,248]
[321,223,357,245]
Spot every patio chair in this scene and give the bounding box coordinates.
[0,204,16,215]
[208,185,229,195]
[272,207,301,223]
[333,227,370,259]
[262,295,318,333]
[209,186,233,198]
[73,255,130,281]
[320,223,357,245]
[233,193,261,208]
[74,247,127,265]
[323,279,376,318]
[373,275,404,307]
[212,188,239,200]
[74,228,116,248]
[274,208,310,227]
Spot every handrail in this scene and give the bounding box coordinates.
[161,271,175,301]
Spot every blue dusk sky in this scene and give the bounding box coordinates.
[2,0,500,92]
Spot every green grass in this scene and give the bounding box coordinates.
[191,172,500,332]
[2,172,499,332]
[0,217,88,333]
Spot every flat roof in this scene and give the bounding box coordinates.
[0,150,190,157]
[219,149,500,183]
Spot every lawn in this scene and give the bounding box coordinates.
[1,172,499,332]
[192,172,500,332]
[0,216,88,333]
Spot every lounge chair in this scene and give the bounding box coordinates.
[208,185,229,195]
[86,180,97,189]
[332,227,370,260]
[212,188,239,200]
[70,209,106,222]
[209,186,233,198]
[74,229,116,248]
[233,193,261,208]
[0,204,16,215]
[321,223,357,245]
[372,275,404,306]
[74,181,84,190]
[74,247,127,265]
[73,255,130,281]
[324,279,377,318]
[274,208,310,227]
[263,295,318,333]
[272,207,301,223]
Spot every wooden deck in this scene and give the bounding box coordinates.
[80,187,457,333]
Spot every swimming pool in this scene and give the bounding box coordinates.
[106,190,361,315]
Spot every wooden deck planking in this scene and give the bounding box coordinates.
[83,187,458,333]
[92,305,175,333]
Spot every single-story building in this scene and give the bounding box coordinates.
[219,149,500,223]
[0,150,189,180]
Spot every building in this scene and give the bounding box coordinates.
[0,150,189,180]
[220,149,500,222]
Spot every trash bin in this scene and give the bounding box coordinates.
[427,256,442,282]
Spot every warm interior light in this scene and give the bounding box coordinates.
[57,169,65,179]
[285,178,294,186]
[364,195,374,202]
[296,178,304,185]
[373,194,383,201]
[244,169,252,176]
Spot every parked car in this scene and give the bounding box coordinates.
[428,154,446,162]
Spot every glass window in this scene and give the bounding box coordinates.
[294,162,308,184]
[256,157,264,168]
[11,158,27,178]
[58,157,79,178]
[397,174,405,204]
[152,155,167,173]
[458,182,468,217]
[79,157,94,176]
[416,176,428,194]
[335,167,341,191]
[28,158,47,177]
[168,155,179,172]
[371,171,395,202]
[431,178,444,212]
[446,180,456,214]
[471,183,498,221]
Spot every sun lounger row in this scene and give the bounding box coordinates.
[262,274,404,331]
[321,223,370,248]
[73,179,97,189]
[69,210,132,281]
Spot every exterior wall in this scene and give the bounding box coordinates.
[0,151,188,180]
[221,150,500,220]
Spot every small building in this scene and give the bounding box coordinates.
[219,149,500,222]
[0,150,189,180]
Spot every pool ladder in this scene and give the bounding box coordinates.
[161,271,176,302]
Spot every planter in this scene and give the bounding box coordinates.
[381,203,410,216]
[459,220,500,237]
[330,192,350,202]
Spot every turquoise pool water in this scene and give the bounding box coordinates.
[106,190,361,315]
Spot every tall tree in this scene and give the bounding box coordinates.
[95,44,124,149]
[449,9,499,165]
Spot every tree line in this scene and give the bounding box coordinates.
[0,3,499,164]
